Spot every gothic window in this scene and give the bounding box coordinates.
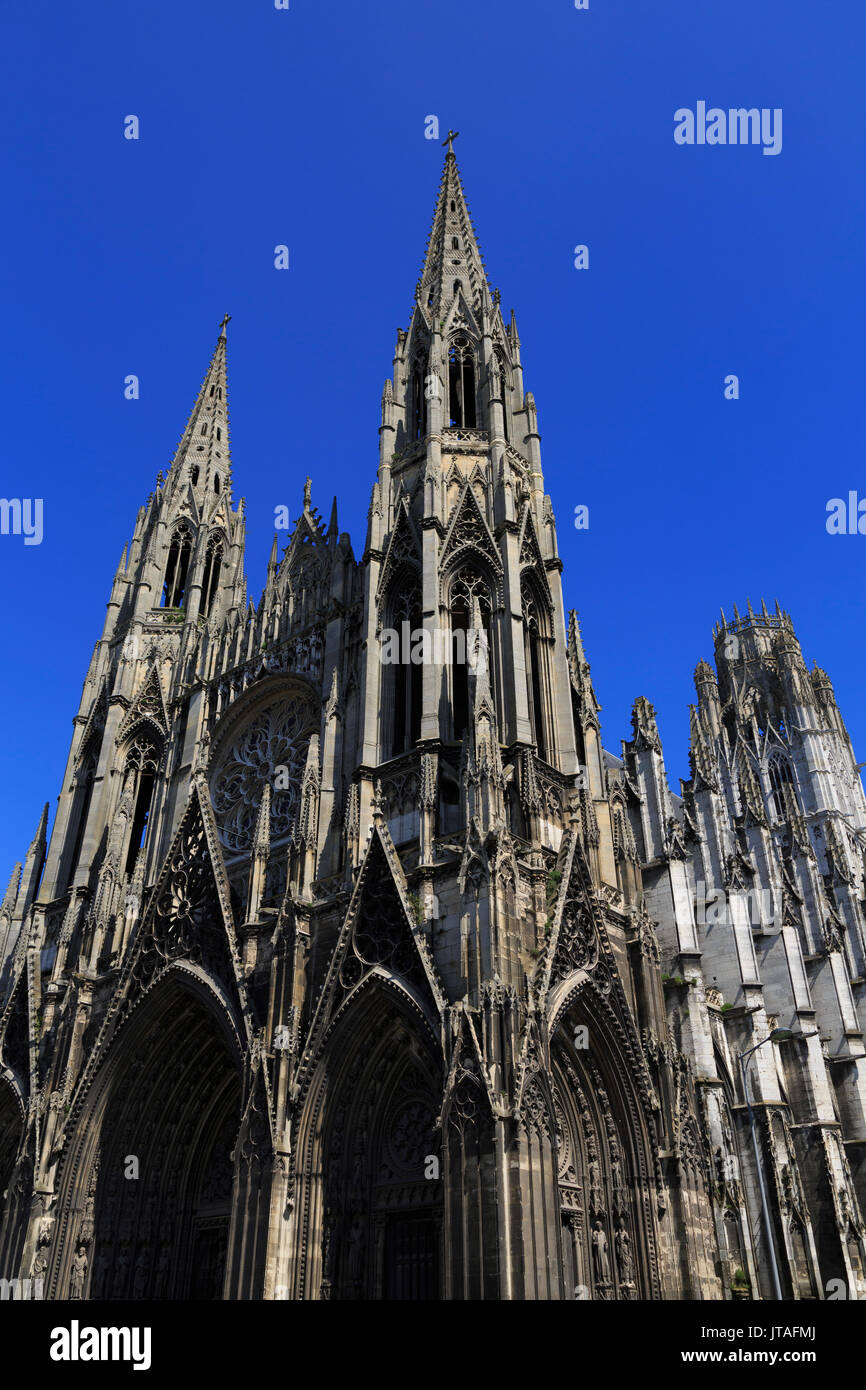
[162,522,193,608]
[495,348,510,442]
[123,737,160,874]
[612,805,630,898]
[451,236,459,249]
[386,578,422,758]
[448,336,476,428]
[65,751,97,890]
[522,582,551,762]
[452,280,463,302]
[209,696,316,855]
[449,568,492,741]
[744,687,766,740]
[214,474,221,494]
[200,535,224,617]
[412,360,427,440]
[191,466,199,486]
[201,423,207,435]
[769,755,795,821]
[450,199,456,211]
[216,427,221,441]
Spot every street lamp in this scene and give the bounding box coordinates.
[738,1027,817,1301]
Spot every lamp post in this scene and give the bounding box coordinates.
[738,1027,815,1301]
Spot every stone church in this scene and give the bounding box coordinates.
[1,146,866,1301]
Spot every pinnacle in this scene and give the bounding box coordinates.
[164,321,233,507]
[415,146,491,319]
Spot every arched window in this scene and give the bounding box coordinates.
[522,581,552,762]
[449,568,492,741]
[162,522,193,608]
[200,535,224,617]
[452,236,459,249]
[448,336,476,428]
[191,465,199,486]
[495,348,510,442]
[412,359,427,440]
[123,736,160,874]
[65,751,97,890]
[450,199,456,212]
[387,579,422,758]
[769,755,795,821]
[214,474,221,494]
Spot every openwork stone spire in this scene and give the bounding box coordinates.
[164,317,233,504]
[416,147,491,316]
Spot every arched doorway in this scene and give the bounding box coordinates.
[302,988,443,1301]
[0,1075,25,1275]
[0,1077,23,1220]
[54,971,243,1300]
[552,1021,655,1300]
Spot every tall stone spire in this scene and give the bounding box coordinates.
[164,317,232,505]
[416,146,491,316]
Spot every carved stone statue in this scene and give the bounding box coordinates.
[70,1245,88,1299]
[345,1213,365,1294]
[592,1221,610,1283]
[615,1218,634,1284]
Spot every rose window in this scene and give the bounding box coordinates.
[210,699,312,853]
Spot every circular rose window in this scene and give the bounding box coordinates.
[209,695,315,854]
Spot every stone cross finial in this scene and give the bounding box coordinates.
[441,129,460,154]
[219,313,231,337]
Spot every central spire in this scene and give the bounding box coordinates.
[416,145,491,318]
[164,319,232,505]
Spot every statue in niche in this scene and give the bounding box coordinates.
[345,1213,365,1295]
[615,1218,634,1285]
[70,1246,88,1299]
[592,1221,611,1283]
[588,1155,604,1214]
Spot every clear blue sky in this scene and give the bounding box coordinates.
[1,0,864,875]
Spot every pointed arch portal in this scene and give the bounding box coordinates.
[53,972,243,1300]
[299,986,443,1301]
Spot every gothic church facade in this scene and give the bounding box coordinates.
[1,149,866,1300]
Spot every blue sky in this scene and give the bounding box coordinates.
[1,0,864,875]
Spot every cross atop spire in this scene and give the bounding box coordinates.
[415,142,490,317]
[219,313,231,339]
[441,128,460,155]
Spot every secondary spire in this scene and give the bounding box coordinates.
[416,139,490,317]
[164,318,232,503]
